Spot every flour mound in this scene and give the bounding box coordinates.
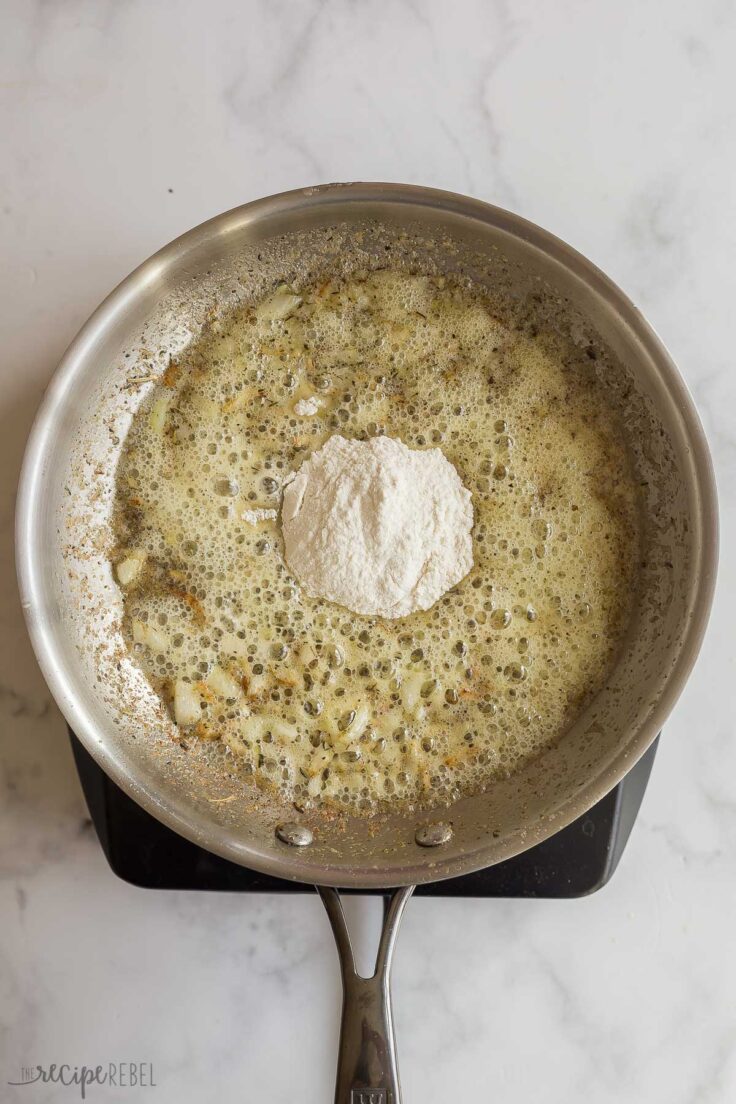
[281,435,474,618]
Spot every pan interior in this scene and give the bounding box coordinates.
[21,188,711,886]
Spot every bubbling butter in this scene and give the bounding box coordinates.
[112,270,641,813]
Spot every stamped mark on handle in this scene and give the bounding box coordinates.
[351,1090,388,1104]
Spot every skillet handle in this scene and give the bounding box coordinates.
[318,886,415,1104]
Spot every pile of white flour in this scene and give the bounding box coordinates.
[281,435,474,618]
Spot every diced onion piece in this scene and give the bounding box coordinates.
[206,665,243,700]
[116,551,146,586]
[131,618,168,652]
[241,715,267,742]
[263,716,299,745]
[373,710,402,739]
[403,740,423,766]
[149,396,169,434]
[218,632,251,661]
[256,285,302,322]
[194,722,219,741]
[246,673,270,699]
[401,672,425,719]
[322,712,341,739]
[271,665,299,687]
[374,738,401,768]
[349,703,370,741]
[236,713,297,747]
[173,679,201,726]
[329,701,371,751]
[223,730,248,757]
[307,747,332,777]
[298,642,317,668]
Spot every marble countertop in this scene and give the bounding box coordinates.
[1,1,734,1101]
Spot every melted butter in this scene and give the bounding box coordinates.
[113,271,641,813]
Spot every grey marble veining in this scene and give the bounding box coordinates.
[1,1,734,1101]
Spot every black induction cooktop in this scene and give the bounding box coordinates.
[70,727,657,897]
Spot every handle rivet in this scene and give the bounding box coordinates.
[276,822,313,847]
[415,821,453,847]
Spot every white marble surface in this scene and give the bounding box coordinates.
[1,1,734,1101]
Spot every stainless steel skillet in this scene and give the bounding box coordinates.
[16,184,717,1102]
